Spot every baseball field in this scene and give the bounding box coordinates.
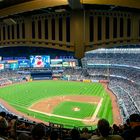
[0,80,118,129]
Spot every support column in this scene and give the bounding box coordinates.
[0,27,1,42]
[35,19,38,40]
[102,16,106,43]
[94,15,98,44]
[5,25,8,42]
[1,25,4,41]
[19,22,22,40]
[132,14,139,42]
[109,17,113,44]
[10,25,12,41]
[124,17,127,40]
[24,16,32,43]
[63,16,66,43]
[71,10,85,59]
[14,24,17,41]
[48,16,52,42]
[85,13,90,45]
[41,17,45,40]
[117,17,120,40]
[55,17,59,43]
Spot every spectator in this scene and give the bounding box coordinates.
[71,128,80,140]
[112,124,121,135]
[49,131,59,140]
[63,128,80,140]
[89,119,123,140]
[80,127,92,139]
[18,123,46,140]
[8,115,18,139]
[0,112,8,136]
[122,114,140,140]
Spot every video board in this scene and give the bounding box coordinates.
[4,63,10,69]
[0,64,4,70]
[69,61,76,67]
[6,60,19,70]
[10,63,19,70]
[30,56,50,68]
[62,59,77,67]
[62,61,69,67]
[18,59,30,68]
[50,59,63,67]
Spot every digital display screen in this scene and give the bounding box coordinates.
[10,63,19,70]
[62,61,76,67]
[50,59,63,67]
[0,64,4,70]
[4,63,10,69]
[18,59,30,68]
[7,60,18,63]
[30,56,50,68]
[69,61,76,67]
[62,62,69,67]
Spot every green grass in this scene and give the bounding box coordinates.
[52,101,97,119]
[0,80,113,128]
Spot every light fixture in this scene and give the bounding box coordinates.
[55,9,66,12]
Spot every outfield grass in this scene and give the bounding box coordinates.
[0,81,113,128]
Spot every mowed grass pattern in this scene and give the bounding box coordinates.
[52,101,97,119]
[0,81,113,128]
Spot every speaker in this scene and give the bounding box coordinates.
[3,18,17,25]
[68,0,82,9]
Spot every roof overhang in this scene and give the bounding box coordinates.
[0,0,140,18]
[0,0,68,18]
[82,0,140,9]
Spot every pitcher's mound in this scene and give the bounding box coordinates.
[73,107,80,112]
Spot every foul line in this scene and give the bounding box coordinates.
[29,108,90,122]
[90,98,103,121]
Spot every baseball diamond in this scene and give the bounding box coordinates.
[0,80,121,128]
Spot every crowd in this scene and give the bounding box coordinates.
[109,78,139,118]
[0,70,30,86]
[84,58,140,68]
[0,110,140,140]
[63,68,86,81]
[82,48,140,68]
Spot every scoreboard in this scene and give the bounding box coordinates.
[30,55,50,68]
[0,55,77,70]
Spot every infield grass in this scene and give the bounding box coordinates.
[52,101,97,119]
